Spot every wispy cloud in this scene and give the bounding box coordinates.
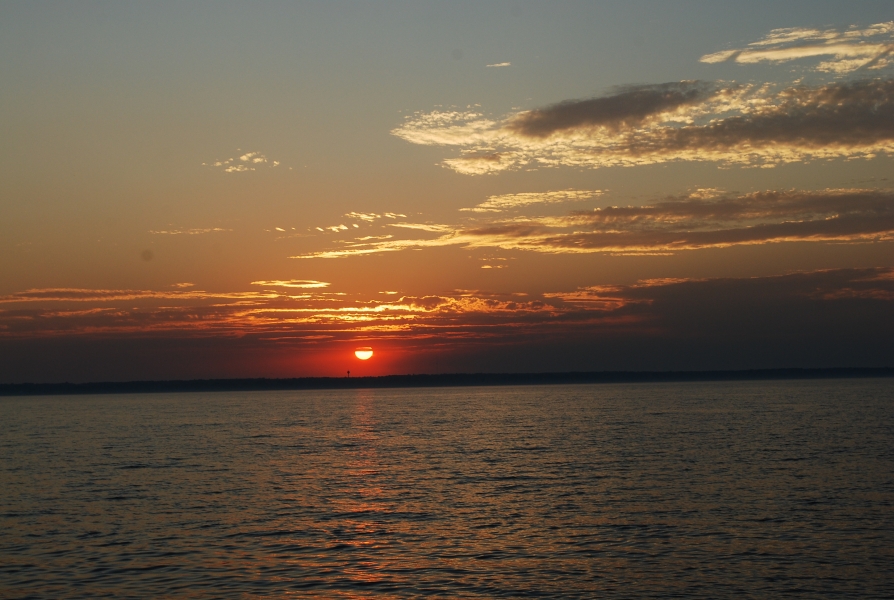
[250,280,330,289]
[486,62,511,68]
[149,228,231,235]
[462,189,603,212]
[291,234,462,259]
[203,150,282,173]
[316,212,408,233]
[0,286,557,340]
[461,188,894,254]
[393,78,894,173]
[0,288,281,304]
[388,223,454,232]
[701,21,894,73]
[291,188,894,258]
[393,110,498,148]
[345,212,381,222]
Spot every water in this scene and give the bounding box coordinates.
[1,379,892,598]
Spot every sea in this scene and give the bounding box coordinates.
[1,379,892,598]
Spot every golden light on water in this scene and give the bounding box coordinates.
[354,347,373,360]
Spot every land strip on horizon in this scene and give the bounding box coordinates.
[1,368,892,397]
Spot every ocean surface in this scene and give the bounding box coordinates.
[1,379,892,598]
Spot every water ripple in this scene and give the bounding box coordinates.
[1,380,893,597]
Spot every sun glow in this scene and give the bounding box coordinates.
[354,347,373,360]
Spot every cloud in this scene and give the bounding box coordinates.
[506,81,720,138]
[391,110,498,147]
[0,288,281,304]
[444,153,509,175]
[239,152,267,163]
[393,78,894,173]
[462,189,603,212]
[316,212,409,233]
[203,151,282,172]
[345,212,380,222]
[149,228,231,235]
[291,188,894,258]
[388,223,454,232]
[291,234,461,259]
[5,268,892,380]
[486,62,511,68]
[461,188,894,254]
[701,22,894,73]
[2,268,892,379]
[250,280,330,289]
[343,211,407,222]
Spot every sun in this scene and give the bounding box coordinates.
[354,347,373,360]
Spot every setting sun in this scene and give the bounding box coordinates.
[354,347,373,360]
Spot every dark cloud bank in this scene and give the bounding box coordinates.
[2,268,891,382]
[396,78,894,172]
[506,81,719,137]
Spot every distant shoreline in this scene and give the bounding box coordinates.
[1,368,892,397]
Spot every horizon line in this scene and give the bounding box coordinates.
[2,367,892,397]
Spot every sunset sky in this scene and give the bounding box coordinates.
[2,1,894,382]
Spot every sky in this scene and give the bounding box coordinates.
[2,1,894,382]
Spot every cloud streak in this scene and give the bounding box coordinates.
[461,189,603,213]
[701,22,894,73]
[291,188,894,258]
[393,78,894,173]
[149,228,231,235]
[251,280,330,289]
[463,188,894,254]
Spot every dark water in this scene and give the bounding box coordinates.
[1,380,892,598]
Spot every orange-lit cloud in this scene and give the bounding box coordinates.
[2,270,891,363]
[149,228,231,235]
[0,286,562,341]
[315,212,408,234]
[3,268,892,380]
[701,21,894,73]
[250,280,330,289]
[388,222,453,232]
[393,79,894,173]
[461,189,603,213]
[345,212,407,222]
[0,288,281,304]
[460,188,894,254]
[291,188,894,258]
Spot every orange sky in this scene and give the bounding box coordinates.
[2,3,893,382]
